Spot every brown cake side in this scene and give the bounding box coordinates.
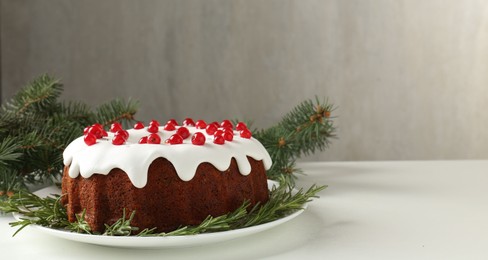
[61,156,269,233]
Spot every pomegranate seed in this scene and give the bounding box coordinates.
[222,126,233,133]
[110,122,123,133]
[167,119,178,126]
[83,126,90,135]
[220,120,233,129]
[236,122,248,131]
[224,128,234,135]
[213,135,225,145]
[147,133,161,144]
[134,122,145,129]
[102,129,108,137]
[166,134,183,145]
[191,132,206,145]
[92,123,104,130]
[214,130,224,137]
[147,124,159,133]
[164,123,176,131]
[205,124,218,135]
[150,120,160,127]
[176,127,190,139]
[84,133,97,146]
[139,136,148,144]
[112,135,125,145]
[115,129,129,140]
[223,131,234,141]
[195,120,207,129]
[88,126,103,139]
[183,118,195,126]
[211,121,220,129]
[240,129,252,139]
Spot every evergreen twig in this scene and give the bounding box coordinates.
[254,96,336,184]
[0,74,138,187]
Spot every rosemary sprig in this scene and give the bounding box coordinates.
[157,202,250,237]
[67,209,91,234]
[0,191,70,236]
[0,179,325,237]
[242,181,325,228]
[103,209,140,236]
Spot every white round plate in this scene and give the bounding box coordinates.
[13,181,306,248]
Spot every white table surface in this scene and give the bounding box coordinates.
[1,160,488,260]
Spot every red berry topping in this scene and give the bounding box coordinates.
[211,121,220,129]
[224,127,234,134]
[214,129,224,137]
[213,135,225,145]
[240,129,252,139]
[88,126,103,139]
[205,124,218,135]
[166,134,183,145]
[163,123,176,131]
[84,133,97,146]
[102,129,108,137]
[223,131,234,141]
[221,120,233,129]
[236,122,248,131]
[195,120,207,129]
[147,133,161,144]
[134,122,145,129]
[167,119,178,126]
[83,126,90,135]
[92,123,104,130]
[222,126,234,133]
[176,127,190,139]
[112,135,125,145]
[183,118,195,126]
[110,122,123,133]
[149,120,160,127]
[191,132,206,145]
[115,129,129,140]
[147,124,159,133]
[139,136,148,144]
[146,134,161,144]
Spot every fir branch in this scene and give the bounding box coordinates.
[94,98,139,128]
[253,96,336,183]
[0,74,139,188]
[0,171,26,200]
[58,101,94,127]
[4,74,62,116]
[0,137,22,167]
[0,180,325,237]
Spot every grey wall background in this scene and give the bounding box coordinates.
[1,0,488,161]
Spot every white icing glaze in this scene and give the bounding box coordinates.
[63,125,272,188]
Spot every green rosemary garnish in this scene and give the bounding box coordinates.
[0,178,325,237]
[1,191,70,236]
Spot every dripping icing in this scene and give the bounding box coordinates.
[63,126,272,188]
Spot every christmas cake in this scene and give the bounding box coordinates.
[61,119,272,233]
